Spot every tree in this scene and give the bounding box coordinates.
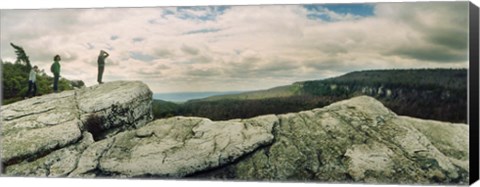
[10,43,31,69]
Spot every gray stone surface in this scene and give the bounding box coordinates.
[194,96,469,185]
[76,81,153,136]
[5,132,94,177]
[1,87,469,185]
[1,81,153,167]
[79,115,277,177]
[1,91,82,164]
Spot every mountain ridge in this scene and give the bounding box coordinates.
[152,68,467,123]
[192,68,466,102]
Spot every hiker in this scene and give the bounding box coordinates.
[25,65,39,98]
[51,55,61,93]
[97,50,109,84]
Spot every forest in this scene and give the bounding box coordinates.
[153,69,468,123]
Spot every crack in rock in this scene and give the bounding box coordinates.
[2,84,469,185]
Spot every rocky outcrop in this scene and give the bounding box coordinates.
[76,81,153,139]
[190,97,469,185]
[68,115,277,178]
[0,82,469,185]
[1,81,153,167]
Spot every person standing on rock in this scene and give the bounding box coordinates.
[97,50,109,84]
[25,65,39,98]
[51,55,61,93]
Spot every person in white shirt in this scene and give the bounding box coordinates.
[25,65,38,98]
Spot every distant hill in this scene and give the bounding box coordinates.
[191,85,301,102]
[195,68,466,102]
[153,68,467,123]
[153,91,245,102]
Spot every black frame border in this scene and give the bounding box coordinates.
[469,1,479,185]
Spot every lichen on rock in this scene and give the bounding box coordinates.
[2,81,153,171]
[191,96,469,185]
[0,83,470,185]
[95,115,277,177]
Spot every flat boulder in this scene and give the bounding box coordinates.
[1,91,82,165]
[70,115,278,177]
[1,81,153,169]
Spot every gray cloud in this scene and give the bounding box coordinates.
[223,62,256,78]
[60,53,79,63]
[426,29,468,51]
[129,51,157,62]
[184,28,222,35]
[132,37,145,43]
[258,58,300,73]
[0,9,97,60]
[85,43,95,50]
[186,68,221,77]
[190,55,213,64]
[316,43,348,56]
[305,59,350,73]
[222,56,302,79]
[155,64,170,70]
[153,48,174,58]
[387,45,467,63]
[105,59,121,67]
[181,44,199,55]
[135,68,163,78]
[221,55,263,78]
[376,2,468,63]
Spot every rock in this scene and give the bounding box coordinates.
[1,91,82,165]
[1,81,153,167]
[192,96,469,185]
[80,115,277,177]
[69,80,85,89]
[76,81,153,138]
[1,87,469,185]
[5,132,94,177]
[68,135,115,178]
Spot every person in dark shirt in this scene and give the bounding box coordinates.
[50,55,61,93]
[97,50,109,84]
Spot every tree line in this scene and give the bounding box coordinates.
[153,69,468,123]
[2,43,75,105]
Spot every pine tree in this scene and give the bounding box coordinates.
[10,43,31,69]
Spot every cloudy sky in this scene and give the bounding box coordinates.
[0,1,470,93]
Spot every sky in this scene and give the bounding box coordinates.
[0,1,478,187]
[0,1,471,93]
